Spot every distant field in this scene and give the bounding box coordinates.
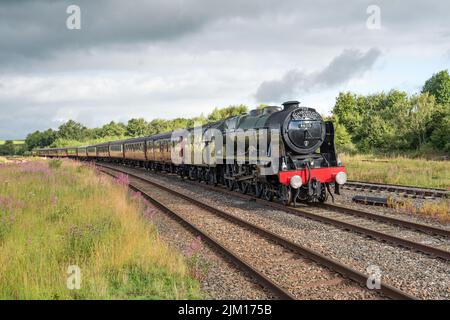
[0,159,201,299]
[0,140,25,145]
[341,154,450,189]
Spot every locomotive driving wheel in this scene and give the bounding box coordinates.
[255,181,263,198]
[225,178,235,190]
[189,167,198,180]
[262,183,274,201]
[238,181,250,194]
[207,170,217,186]
[279,185,292,206]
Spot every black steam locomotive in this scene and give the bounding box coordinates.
[37,100,347,205]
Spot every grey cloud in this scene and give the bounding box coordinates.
[0,0,293,70]
[0,103,59,139]
[1,0,448,71]
[314,48,381,87]
[0,0,449,139]
[255,48,381,102]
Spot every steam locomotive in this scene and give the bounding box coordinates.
[36,101,347,205]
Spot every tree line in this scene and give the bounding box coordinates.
[23,105,248,151]
[4,69,448,156]
[331,70,449,154]
[0,141,27,156]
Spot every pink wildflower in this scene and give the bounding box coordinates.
[143,206,156,220]
[131,191,141,201]
[186,236,203,257]
[51,194,58,206]
[115,173,129,186]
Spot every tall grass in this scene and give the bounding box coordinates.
[389,198,450,224]
[341,154,450,189]
[0,159,201,299]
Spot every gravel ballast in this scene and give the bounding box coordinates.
[100,164,450,299]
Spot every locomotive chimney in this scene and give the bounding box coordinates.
[282,100,300,110]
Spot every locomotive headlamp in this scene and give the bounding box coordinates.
[290,175,302,189]
[335,171,347,185]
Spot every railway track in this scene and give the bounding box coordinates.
[221,187,450,260]
[96,162,417,300]
[184,176,450,260]
[99,162,450,261]
[318,203,450,238]
[97,162,450,261]
[344,180,449,199]
[109,163,450,260]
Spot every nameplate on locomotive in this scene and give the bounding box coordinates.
[291,108,321,121]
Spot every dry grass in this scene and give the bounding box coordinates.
[388,198,450,224]
[341,154,450,189]
[0,159,202,299]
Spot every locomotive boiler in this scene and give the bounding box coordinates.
[36,100,347,205]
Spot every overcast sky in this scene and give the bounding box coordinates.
[0,0,449,139]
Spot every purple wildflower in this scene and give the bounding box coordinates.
[0,196,15,212]
[115,173,129,186]
[18,162,53,177]
[131,191,142,201]
[186,236,203,257]
[51,194,58,206]
[142,198,151,208]
[143,206,156,220]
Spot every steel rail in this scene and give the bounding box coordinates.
[348,180,448,192]
[100,168,295,300]
[192,181,450,261]
[121,165,450,261]
[101,164,450,261]
[318,203,450,238]
[345,181,449,198]
[157,170,450,261]
[97,163,417,300]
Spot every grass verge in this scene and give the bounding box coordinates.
[341,154,450,189]
[389,198,450,224]
[0,159,202,299]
